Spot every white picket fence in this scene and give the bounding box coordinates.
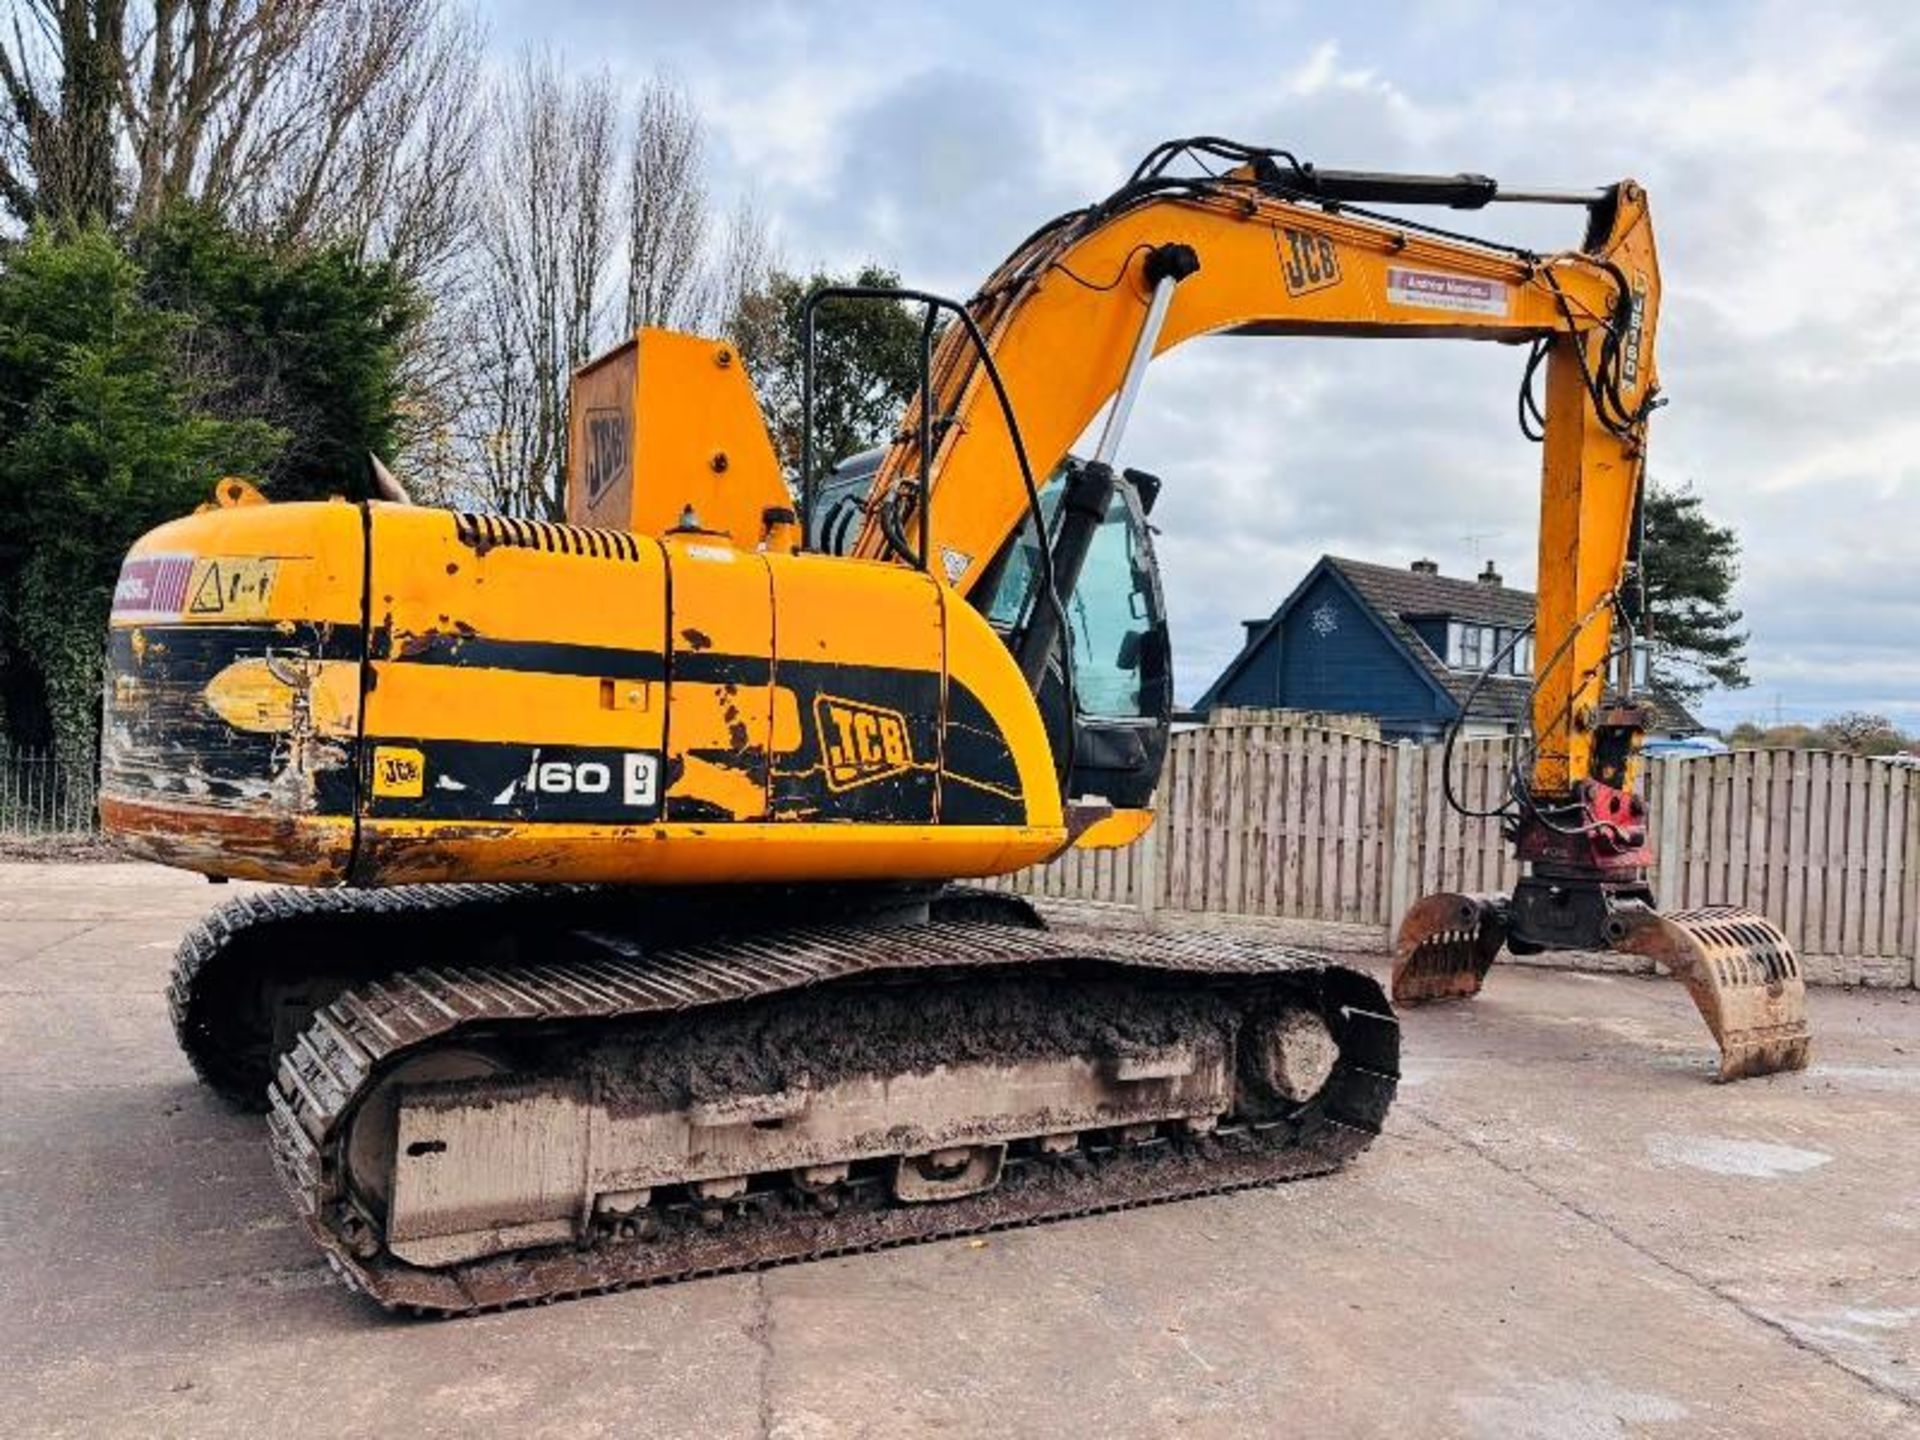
[1000,723,1920,987]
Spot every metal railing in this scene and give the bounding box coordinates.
[0,750,100,836]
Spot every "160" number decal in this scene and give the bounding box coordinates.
[521,751,659,807]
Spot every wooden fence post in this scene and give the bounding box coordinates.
[1387,739,1416,927]
[1654,756,1683,906]
[1137,810,1159,921]
[1905,773,1920,988]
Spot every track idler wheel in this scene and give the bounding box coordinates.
[1392,892,1509,1004]
[1612,905,1811,1081]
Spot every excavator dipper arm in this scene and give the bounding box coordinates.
[850,141,1805,1081]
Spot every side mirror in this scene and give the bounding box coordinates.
[1122,467,1162,515]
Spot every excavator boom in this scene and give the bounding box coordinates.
[858,150,1654,797]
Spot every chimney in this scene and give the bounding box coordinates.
[1478,560,1503,587]
[1410,558,1439,575]
[1242,619,1266,646]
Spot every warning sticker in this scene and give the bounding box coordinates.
[111,554,195,618]
[1386,267,1510,317]
[184,557,280,619]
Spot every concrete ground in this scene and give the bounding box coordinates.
[4,864,1918,1440]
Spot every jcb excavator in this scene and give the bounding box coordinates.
[102,138,1805,1314]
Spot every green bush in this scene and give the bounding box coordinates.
[0,214,413,757]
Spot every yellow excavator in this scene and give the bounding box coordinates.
[102,138,1805,1314]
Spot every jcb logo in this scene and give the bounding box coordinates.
[583,408,628,503]
[815,696,913,791]
[1278,227,1340,297]
[370,745,425,799]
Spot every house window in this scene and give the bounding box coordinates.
[1444,621,1532,674]
[1450,621,1495,670]
[1510,633,1534,677]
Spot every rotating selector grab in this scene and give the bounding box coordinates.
[1395,892,1811,1082]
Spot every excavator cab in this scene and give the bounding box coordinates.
[813,448,1173,813]
[971,460,1172,811]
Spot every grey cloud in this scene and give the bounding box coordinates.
[777,70,1059,286]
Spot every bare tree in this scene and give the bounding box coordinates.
[711,196,775,336]
[452,63,770,518]
[340,10,487,493]
[464,53,619,519]
[1,1,124,225]
[623,74,772,336]
[623,77,708,332]
[1,2,484,263]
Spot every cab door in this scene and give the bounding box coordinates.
[973,463,1172,809]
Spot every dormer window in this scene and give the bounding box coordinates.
[1446,621,1531,674]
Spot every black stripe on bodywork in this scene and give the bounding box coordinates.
[107,622,365,666]
[102,622,1030,830]
[367,656,1025,829]
[940,679,1028,826]
[376,629,666,681]
[101,623,359,813]
[373,642,1019,826]
[670,650,775,687]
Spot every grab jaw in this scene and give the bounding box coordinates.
[1611,904,1810,1081]
[1392,893,1509,1004]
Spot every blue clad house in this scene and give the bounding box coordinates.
[1195,555,1699,741]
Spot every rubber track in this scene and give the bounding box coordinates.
[267,918,1399,1314]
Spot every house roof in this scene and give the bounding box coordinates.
[1330,556,1535,629]
[1198,554,1702,732]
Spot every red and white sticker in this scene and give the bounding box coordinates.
[111,554,194,618]
[1386,267,1509,317]
[111,553,280,620]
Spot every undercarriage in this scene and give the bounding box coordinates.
[171,885,1398,1313]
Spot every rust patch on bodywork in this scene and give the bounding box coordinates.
[355,822,570,885]
[98,796,350,884]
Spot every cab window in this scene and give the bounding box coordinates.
[978,473,1153,720]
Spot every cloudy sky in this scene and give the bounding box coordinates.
[491,0,1920,727]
